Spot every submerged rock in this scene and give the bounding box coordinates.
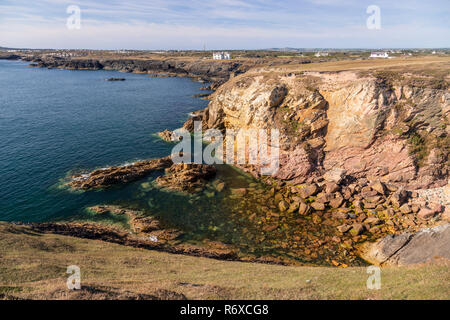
[89,205,162,234]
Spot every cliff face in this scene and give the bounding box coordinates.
[200,70,449,189]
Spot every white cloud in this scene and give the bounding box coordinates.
[0,0,448,49]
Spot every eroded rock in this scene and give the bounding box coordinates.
[158,129,182,142]
[69,156,173,190]
[156,163,217,192]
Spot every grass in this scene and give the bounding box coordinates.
[408,133,428,167]
[0,222,448,300]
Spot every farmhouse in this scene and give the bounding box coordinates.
[314,52,329,57]
[213,52,231,60]
[370,51,389,58]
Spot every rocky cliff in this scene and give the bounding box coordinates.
[194,68,449,190]
[25,56,252,83]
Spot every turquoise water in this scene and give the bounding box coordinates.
[0,60,361,265]
[0,60,211,222]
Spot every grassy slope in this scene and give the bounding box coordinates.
[269,56,450,73]
[0,223,448,300]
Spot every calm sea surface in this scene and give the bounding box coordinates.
[0,60,214,222]
[0,60,353,264]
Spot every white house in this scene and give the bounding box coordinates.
[314,52,329,57]
[370,51,389,58]
[213,52,231,60]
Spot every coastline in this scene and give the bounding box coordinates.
[1,55,449,268]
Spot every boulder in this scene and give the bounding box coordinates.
[315,192,333,204]
[311,202,326,211]
[329,193,344,209]
[312,213,323,224]
[363,201,377,209]
[297,183,319,198]
[399,204,412,214]
[157,129,182,142]
[214,181,226,192]
[370,180,387,195]
[416,203,443,220]
[361,189,379,198]
[332,211,348,219]
[231,188,247,195]
[341,187,353,200]
[287,202,299,213]
[323,168,346,184]
[298,202,311,215]
[156,163,217,192]
[350,223,365,236]
[390,189,409,207]
[278,200,289,211]
[356,213,367,223]
[360,225,450,266]
[337,224,351,233]
[365,217,383,225]
[325,182,340,194]
[353,200,364,212]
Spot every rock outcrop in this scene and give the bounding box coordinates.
[157,129,182,142]
[156,163,217,192]
[89,205,182,241]
[69,156,173,190]
[360,224,450,266]
[190,69,449,189]
[69,157,216,192]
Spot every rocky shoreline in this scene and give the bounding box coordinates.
[5,54,249,85]
[61,155,449,266]
[68,156,173,190]
[4,55,449,267]
[18,205,298,265]
[68,156,217,193]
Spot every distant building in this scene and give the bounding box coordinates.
[43,51,87,58]
[213,52,231,60]
[314,52,329,57]
[370,51,389,58]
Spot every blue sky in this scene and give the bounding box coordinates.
[0,0,449,49]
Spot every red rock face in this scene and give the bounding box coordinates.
[190,70,449,189]
[273,147,313,182]
[324,134,416,184]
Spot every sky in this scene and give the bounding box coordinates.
[0,0,449,50]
